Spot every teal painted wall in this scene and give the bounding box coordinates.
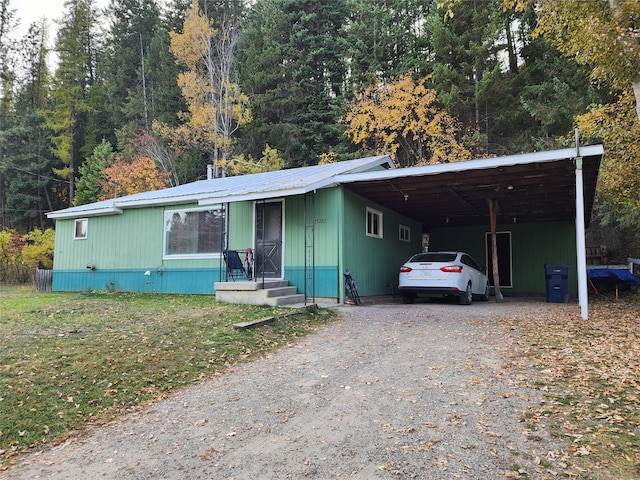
[284,266,339,298]
[281,188,423,299]
[51,189,421,298]
[52,203,248,293]
[283,190,342,299]
[53,268,222,294]
[429,221,578,295]
[51,192,576,298]
[341,189,423,297]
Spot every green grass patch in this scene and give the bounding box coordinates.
[0,285,337,466]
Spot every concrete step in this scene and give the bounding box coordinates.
[263,286,298,298]
[265,294,306,306]
[215,279,303,306]
[214,279,288,291]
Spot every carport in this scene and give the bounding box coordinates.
[335,143,604,319]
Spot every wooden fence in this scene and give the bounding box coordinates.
[35,268,52,292]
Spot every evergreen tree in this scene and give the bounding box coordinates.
[43,0,101,206]
[103,0,162,132]
[146,1,188,127]
[0,19,60,231]
[75,139,114,205]
[345,0,433,90]
[426,0,504,147]
[0,0,18,227]
[0,115,57,230]
[17,21,50,112]
[238,0,350,166]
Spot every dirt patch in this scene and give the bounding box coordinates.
[2,298,571,479]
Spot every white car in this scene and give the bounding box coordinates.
[398,251,490,305]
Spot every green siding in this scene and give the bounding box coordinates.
[341,189,423,297]
[429,221,578,295]
[284,190,341,266]
[282,188,422,300]
[282,191,342,298]
[53,207,165,269]
[227,201,254,250]
[52,202,251,293]
[51,192,578,298]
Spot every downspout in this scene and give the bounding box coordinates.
[574,129,589,320]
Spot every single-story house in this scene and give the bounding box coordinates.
[47,144,603,308]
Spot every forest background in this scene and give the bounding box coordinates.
[0,0,639,281]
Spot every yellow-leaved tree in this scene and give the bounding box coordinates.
[154,0,251,178]
[21,228,55,270]
[225,145,285,176]
[576,93,640,239]
[524,0,640,124]
[343,74,471,167]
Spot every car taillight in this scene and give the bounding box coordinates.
[440,265,463,273]
[400,266,412,273]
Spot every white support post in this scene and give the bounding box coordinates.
[575,130,588,319]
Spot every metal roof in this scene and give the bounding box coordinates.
[47,146,603,231]
[47,155,394,219]
[336,145,603,230]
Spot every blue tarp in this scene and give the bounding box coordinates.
[587,268,639,286]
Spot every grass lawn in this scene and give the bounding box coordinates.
[0,285,337,467]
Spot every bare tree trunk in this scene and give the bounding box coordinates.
[214,15,240,178]
[505,15,518,74]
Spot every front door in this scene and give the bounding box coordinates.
[255,201,283,278]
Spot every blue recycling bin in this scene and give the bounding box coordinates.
[544,264,569,303]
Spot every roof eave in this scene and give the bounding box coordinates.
[333,145,604,184]
[47,206,123,219]
[198,187,309,206]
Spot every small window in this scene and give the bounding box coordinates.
[366,207,383,239]
[399,224,410,242]
[74,218,88,239]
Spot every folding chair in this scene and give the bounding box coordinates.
[223,250,247,281]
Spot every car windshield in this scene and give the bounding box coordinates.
[410,253,457,263]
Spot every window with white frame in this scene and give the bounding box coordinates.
[399,224,410,242]
[164,206,225,257]
[74,218,88,239]
[366,207,383,239]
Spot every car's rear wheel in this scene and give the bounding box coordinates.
[459,282,472,305]
[482,283,490,301]
[402,293,416,304]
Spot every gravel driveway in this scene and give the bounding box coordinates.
[2,298,569,479]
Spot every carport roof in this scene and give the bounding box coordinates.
[334,145,603,230]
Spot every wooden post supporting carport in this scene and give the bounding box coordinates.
[487,198,504,303]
